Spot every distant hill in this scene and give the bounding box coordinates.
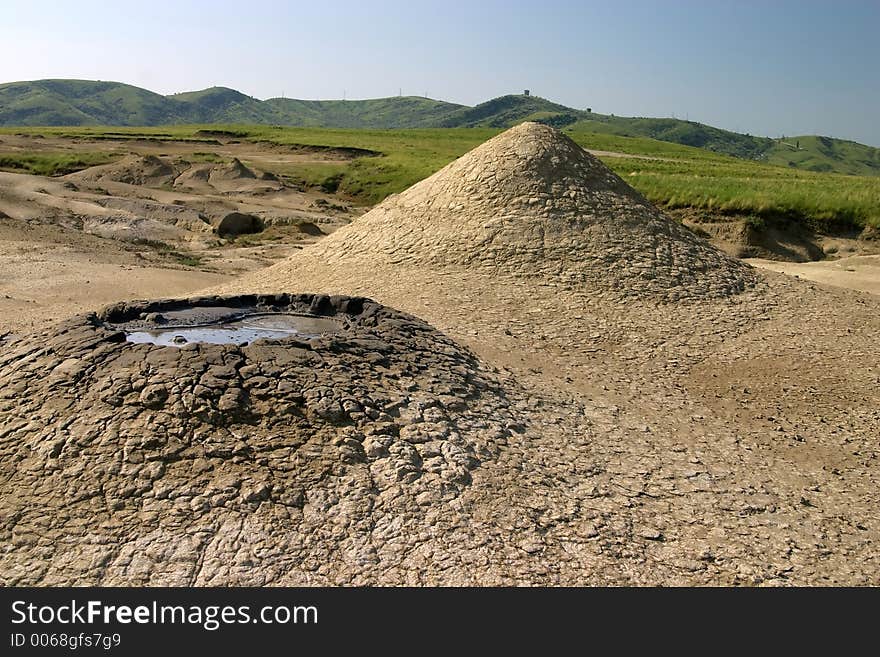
[262,96,465,129]
[760,135,880,175]
[438,95,581,128]
[0,79,191,126]
[0,79,465,130]
[167,87,270,123]
[563,114,774,160]
[2,79,878,176]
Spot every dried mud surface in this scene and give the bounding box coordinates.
[2,124,879,585]
[0,294,520,585]
[0,134,361,333]
[211,124,880,584]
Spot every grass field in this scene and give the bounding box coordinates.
[5,81,879,178]
[0,151,117,176]
[572,130,879,230]
[760,135,880,176]
[3,124,878,230]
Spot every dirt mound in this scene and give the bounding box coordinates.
[213,211,263,237]
[861,225,880,241]
[70,155,279,196]
[95,197,213,232]
[173,159,283,195]
[237,122,756,302]
[68,154,177,187]
[677,211,826,262]
[172,163,211,189]
[77,198,215,244]
[0,294,518,585]
[209,157,256,181]
[296,221,324,236]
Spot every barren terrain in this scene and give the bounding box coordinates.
[1,124,879,586]
[748,255,880,296]
[208,124,880,584]
[0,133,362,334]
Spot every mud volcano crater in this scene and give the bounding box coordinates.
[0,294,518,585]
[105,295,352,347]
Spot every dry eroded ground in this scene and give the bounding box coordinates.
[749,255,880,296]
[205,265,880,585]
[204,124,880,585]
[1,126,879,585]
[0,134,362,334]
[2,132,879,335]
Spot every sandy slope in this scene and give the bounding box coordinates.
[749,255,880,296]
[0,206,231,332]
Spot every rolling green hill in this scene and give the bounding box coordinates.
[167,86,270,123]
[438,94,580,128]
[262,96,465,129]
[1,79,878,176]
[760,135,880,175]
[166,87,464,128]
[0,79,465,129]
[0,79,191,126]
[563,115,774,160]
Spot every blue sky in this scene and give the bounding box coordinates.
[2,0,878,145]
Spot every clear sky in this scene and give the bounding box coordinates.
[2,0,878,145]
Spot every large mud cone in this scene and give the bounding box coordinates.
[240,122,757,302]
[0,294,519,585]
[198,126,880,587]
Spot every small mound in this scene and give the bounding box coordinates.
[297,221,324,236]
[173,159,283,194]
[861,225,879,242]
[214,211,263,237]
[172,163,211,188]
[259,122,757,302]
[0,294,516,585]
[209,157,256,182]
[69,154,177,187]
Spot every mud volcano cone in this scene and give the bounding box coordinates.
[246,122,756,302]
[0,294,517,585]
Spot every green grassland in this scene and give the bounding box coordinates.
[242,126,499,201]
[242,125,880,229]
[0,151,117,176]
[760,135,880,175]
[3,81,880,178]
[605,155,880,230]
[2,124,878,230]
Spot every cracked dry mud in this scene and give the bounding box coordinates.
[1,294,519,585]
[2,123,878,585]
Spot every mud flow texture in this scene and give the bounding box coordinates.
[0,293,519,585]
